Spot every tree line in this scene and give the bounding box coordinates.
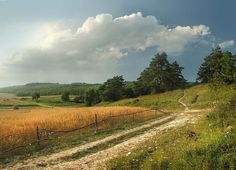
[30,46,236,106]
[83,46,236,106]
[84,52,187,106]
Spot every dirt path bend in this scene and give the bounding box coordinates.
[178,90,189,111]
[46,112,201,170]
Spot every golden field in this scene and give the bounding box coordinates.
[0,106,158,146]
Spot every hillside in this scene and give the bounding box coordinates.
[0,83,100,97]
[102,83,236,110]
[106,84,236,169]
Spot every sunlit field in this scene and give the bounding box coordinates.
[0,106,159,147]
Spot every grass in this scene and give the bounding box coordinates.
[0,95,84,109]
[99,89,185,111]
[102,83,236,111]
[182,83,236,109]
[107,112,236,169]
[107,84,236,170]
[0,95,37,109]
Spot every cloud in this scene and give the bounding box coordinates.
[219,40,235,49]
[3,12,211,84]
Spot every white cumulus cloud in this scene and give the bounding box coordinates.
[3,12,211,84]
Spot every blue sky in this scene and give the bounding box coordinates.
[0,0,235,86]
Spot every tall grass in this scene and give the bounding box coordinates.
[0,106,159,148]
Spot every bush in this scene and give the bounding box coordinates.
[13,105,19,110]
[61,92,70,102]
[123,87,135,98]
[191,95,199,104]
[73,95,84,103]
[207,97,236,127]
[84,89,100,106]
[182,129,236,169]
[32,92,40,101]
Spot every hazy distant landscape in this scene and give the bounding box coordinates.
[0,0,235,170]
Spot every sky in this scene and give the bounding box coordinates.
[0,0,235,87]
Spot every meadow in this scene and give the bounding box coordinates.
[107,84,236,170]
[107,106,236,170]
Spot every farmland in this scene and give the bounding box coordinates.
[0,106,164,164]
[0,106,158,140]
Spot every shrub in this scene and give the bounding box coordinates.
[207,97,236,127]
[13,105,19,110]
[61,92,70,102]
[191,95,199,104]
[73,95,84,103]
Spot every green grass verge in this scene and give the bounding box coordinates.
[98,89,184,111]
[182,83,236,109]
[107,97,236,170]
[100,84,236,112]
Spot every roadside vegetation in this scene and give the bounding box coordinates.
[107,96,236,170]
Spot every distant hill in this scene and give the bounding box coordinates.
[0,83,101,97]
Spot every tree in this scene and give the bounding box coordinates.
[123,87,135,98]
[197,46,236,83]
[73,95,85,103]
[61,92,70,102]
[32,92,40,101]
[99,76,125,101]
[135,52,186,95]
[84,89,100,106]
[166,61,186,90]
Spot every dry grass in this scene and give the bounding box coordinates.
[0,106,157,146]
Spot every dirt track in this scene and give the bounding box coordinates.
[4,92,208,170]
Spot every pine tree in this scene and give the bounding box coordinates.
[197,46,236,83]
[136,52,186,95]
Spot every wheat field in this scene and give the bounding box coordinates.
[0,106,158,147]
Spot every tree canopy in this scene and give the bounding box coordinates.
[135,52,186,95]
[32,92,40,101]
[99,76,125,101]
[84,89,100,106]
[61,92,70,102]
[197,46,236,83]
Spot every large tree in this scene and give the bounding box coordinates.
[136,52,186,95]
[197,46,236,83]
[84,89,100,106]
[61,92,70,102]
[99,76,125,101]
[32,92,40,101]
